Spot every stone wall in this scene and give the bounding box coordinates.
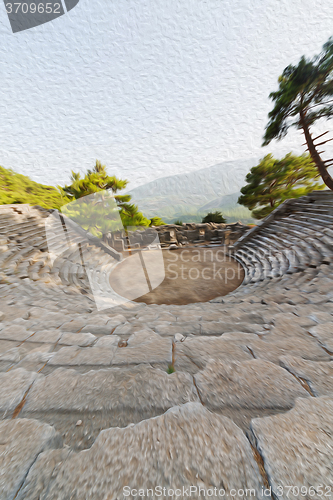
[150,221,250,247]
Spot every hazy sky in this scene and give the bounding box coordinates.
[0,0,333,189]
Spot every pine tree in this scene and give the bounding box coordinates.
[238,153,325,219]
[149,216,165,226]
[60,161,150,233]
[263,37,333,190]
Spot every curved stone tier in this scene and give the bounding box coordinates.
[230,191,333,284]
[0,204,124,307]
[0,199,332,498]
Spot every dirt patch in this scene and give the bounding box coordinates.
[109,247,244,305]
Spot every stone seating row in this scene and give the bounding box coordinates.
[231,191,333,284]
[0,206,122,301]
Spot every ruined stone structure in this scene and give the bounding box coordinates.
[154,221,249,247]
[107,222,249,251]
[0,193,333,498]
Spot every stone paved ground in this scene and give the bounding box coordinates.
[0,198,333,499]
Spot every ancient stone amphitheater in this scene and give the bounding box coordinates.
[1,191,333,499]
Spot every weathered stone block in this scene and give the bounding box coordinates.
[280,355,333,396]
[251,397,333,498]
[0,368,41,417]
[309,323,333,352]
[0,418,61,500]
[174,336,252,374]
[195,359,309,410]
[45,403,264,499]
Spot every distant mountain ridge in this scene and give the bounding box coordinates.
[128,158,258,223]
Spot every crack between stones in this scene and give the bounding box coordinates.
[291,370,314,394]
[181,352,202,371]
[12,373,41,418]
[248,438,271,493]
[297,376,315,396]
[171,341,175,368]
[17,330,36,347]
[37,360,50,373]
[306,330,333,356]
[284,369,315,396]
[192,376,205,406]
[247,346,256,359]
[12,444,51,500]
[12,384,32,419]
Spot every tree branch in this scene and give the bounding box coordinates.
[307,98,333,110]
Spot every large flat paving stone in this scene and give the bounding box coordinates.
[271,312,316,331]
[0,347,22,371]
[248,335,330,363]
[201,321,265,335]
[0,339,20,354]
[16,448,72,500]
[57,332,96,347]
[0,368,41,417]
[16,351,54,372]
[24,330,62,344]
[307,311,333,324]
[195,359,309,410]
[22,365,198,415]
[48,345,116,368]
[44,403,265,499]
[21,366,199,449]
[251,397,333,499]
[48,335,172,370]
[280,355,333,396]
[309,323,333,352]
[153,321,201,336]
[60,319,88,332]
[0,324,33,342]
[174,336,253,374]
[28,310,67,328]
[0,418,61,500]
[112,334,172,366]
[219,310,266,325]
[94,335,120,347]
[81,314,127,335]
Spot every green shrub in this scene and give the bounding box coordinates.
[201,211,226,223]
[149,216,165,226]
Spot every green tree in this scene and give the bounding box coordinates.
[60,160,130,210]
[173,220,183,226]
[120,203,150,229]
[61,191,124,238]
[60,161,150,231]
[263,37,333,190]
[238,153,325,219]
[149,216,165,226]
[202,211,226,223]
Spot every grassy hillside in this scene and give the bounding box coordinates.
[161,202,254,224]
[0,166,68,209]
